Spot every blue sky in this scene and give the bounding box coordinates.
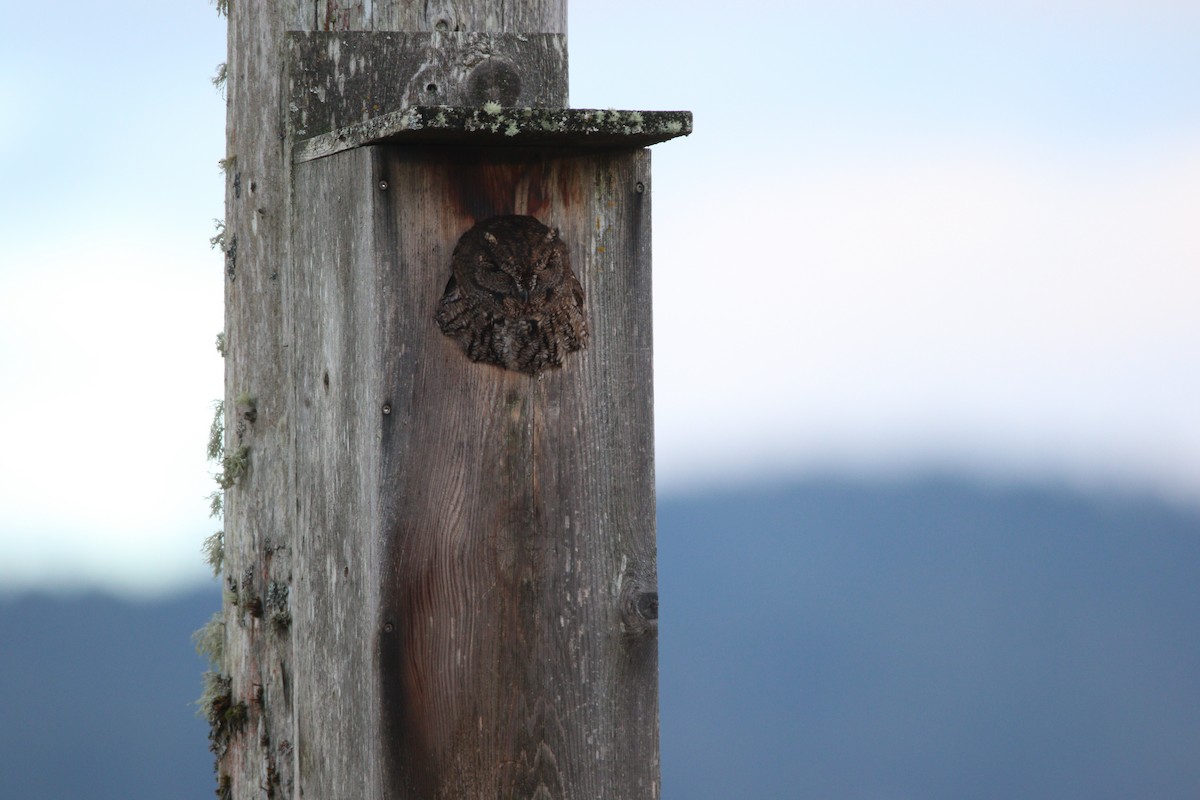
[1,0,1198,593]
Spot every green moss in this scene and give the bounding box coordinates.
[193,612,226,669]
[206,402,228,519]
[197,671,231,721]
[224,700,248,730]
[266,580,288,609]
[213,0,229,18]
[215,332,227,358]
[211,62,227,94]
[200,670,248,758]
[224,573,240,604]
[215,445,250,490]
[234,392,257,424]
[203,530,225,576]
[270,611,291,635]
[266,581,291,634]
[209,219,226,251]
[296,108,692,163]
[206,401,225,462]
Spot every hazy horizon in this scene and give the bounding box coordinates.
[4,478,1199,799]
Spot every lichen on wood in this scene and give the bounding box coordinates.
[209,219,226,251]
[212,62,227,94]
[206,400,225,461]
[215,446,249,490]
[202,671,248,755]
[203,530,225,576]
[193,611,226,668]
[294,105,693,162]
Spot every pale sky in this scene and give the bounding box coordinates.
[1,1,1198,594]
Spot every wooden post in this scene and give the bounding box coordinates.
[216,3,689,798]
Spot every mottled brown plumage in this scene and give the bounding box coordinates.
[435,215,589,375]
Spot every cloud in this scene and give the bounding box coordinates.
[0,230,223,591]
[651,135,1200,500]
[5,0,1199,594]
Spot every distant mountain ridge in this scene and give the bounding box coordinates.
[2,476,1198,799]
[0,589,219,799]
[657,476,1200,799]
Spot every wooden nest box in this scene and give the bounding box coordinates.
[220,20,689,800]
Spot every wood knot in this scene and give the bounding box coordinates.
[635,590,658,621]
[619,579,658,637]
[466,58,522,107]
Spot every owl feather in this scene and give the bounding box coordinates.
[436,215,589,375]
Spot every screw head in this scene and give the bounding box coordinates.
[382,403,392,415]
[378,180,389,191]
[635,181,645,194]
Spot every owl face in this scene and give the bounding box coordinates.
[437,214,589,374]
[452,215,569,315]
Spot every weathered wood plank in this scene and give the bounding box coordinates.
[286,32,569,138]
[370,145,658,799]
[284,143,659,799]
[293,106,693,163]
[289,145,386,799]
[223,1,669,798]
[313,0,568,33]
[218,2,309,798]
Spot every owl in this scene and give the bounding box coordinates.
[435,215,589,375]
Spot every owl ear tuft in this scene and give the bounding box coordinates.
[483,231,499,246]
[545,227,560,242]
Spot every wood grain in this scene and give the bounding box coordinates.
[291,106,692,164]
[283,145,659,799]
[224,2,663,798]
[370,146,658,799]
[286,32,569,138]
[289,146,387,798]
[314,0,567,33]
[220,2,309,798]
